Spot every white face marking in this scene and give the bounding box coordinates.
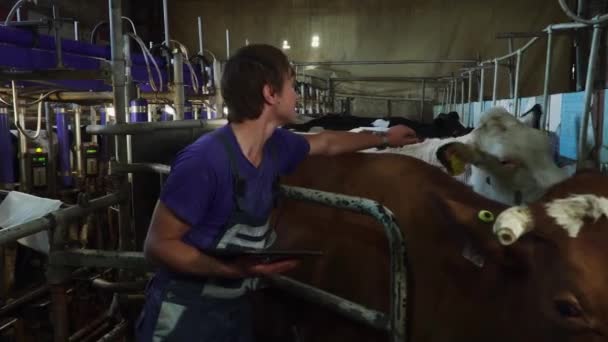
[493,206,533,245]
[545,195,608,238]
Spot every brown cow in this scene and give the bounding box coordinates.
[253,152,608,342]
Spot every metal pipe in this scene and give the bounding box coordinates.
[91,278,147,292]
[74,106,83,178]
[0,284,49,316]
[577,24,602,169]
[460,78,465,116]
[162,0,170,46]
[484,37,540,64]
[51,284,69,342]
[507,38,514,98]
[280,185,408,342]
[467,71,473,126]
[45,103,56,195]
[226,29,230,59]
[113,162,171,175]
[266,275,389,332]
[479,67,485,112]
[81,321,111,342]
[87,118,226,135]
[173,52,185,120]
[74,21,79,41]
[38,91,210,103]
[51,4,64,69]
[97,320,128,342]
[492,59,499,106]
[420,80,426,121]
[68,313,110,342]
[448,80,453,112]
[542,28,554,131]
[513,51,522,115]
[49,250,152,271]
[197,16,204,54]
[558,0,608,25]
[294,59,478,67]
[332,76,450,83]
[0,192,123,247]
[334,93,429,102]
[545,22,589,31]
[13,88,29,192]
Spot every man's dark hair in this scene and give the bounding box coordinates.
[221,44,295,123]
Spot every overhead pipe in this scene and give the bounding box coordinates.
[293,59,478,67]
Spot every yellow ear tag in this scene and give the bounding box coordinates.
[478,210,495,223]
[448,154,466,176]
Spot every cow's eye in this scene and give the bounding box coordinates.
[554,299,583,319]
[500,159,520,169]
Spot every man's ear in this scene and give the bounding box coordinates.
[263,84,278,105]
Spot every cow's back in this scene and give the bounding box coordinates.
[254,153,514,341]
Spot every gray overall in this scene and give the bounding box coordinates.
[136,131,279,341]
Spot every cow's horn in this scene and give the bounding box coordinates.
[493,206,533,245]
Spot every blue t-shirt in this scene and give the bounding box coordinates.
[159,124,310,251]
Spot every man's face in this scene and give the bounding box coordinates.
[273,75,298,124]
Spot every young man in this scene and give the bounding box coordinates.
[136,44,418,341]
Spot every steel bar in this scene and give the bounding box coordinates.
[577,24,602,169]
[97,320,128,342]
[13,84,28,192]
[467,71,473,126]
[162,0,170,46]
[479,67,485,112]
[52,5,64,69]
[86,118,226,135]
[293,59,478,67]
[492,59,499,106]
[173,52,185,120]
[0,285,49,316]
[266,275,389,332]
[558,0,608,25]
[91,278,147,292]
[74,21,79,41]
[460,78,465,117]
[545,22,589,31]
[51,284,69,342]
[420,80,426,121]
[226,29,230,59]
[68,314,109,342]
[44,103,57,196]
[36,91,209,103]
[113,162,171,175]
[49,250,152,271]
[331,76,450,83]
[513,51,522,115]
[0,192,123,247]
[542,28,554,131]
[74,106,83,178]
[334,93,429,102]
[197,17,204,54]
[280,185,408,342]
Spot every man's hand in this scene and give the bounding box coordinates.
[385,125,419,147]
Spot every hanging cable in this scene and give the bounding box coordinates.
[128,33,163,92]
[11,81,43,140]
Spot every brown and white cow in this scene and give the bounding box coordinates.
[253,152,608,342]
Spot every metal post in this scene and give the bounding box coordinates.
[577,24,602,169]
[542,28,554,131]
[492,59,499,106]
[74,21,79,41]
[12,84,28,193]
[109,0,133,252]
[513,51,522,115]
[467,71,473,126]
[173,52,185,120]
[461,78,465,116]
[226,29,230,59]
[51,4,64,69]
[508,38,515,98]
[197,16,204,54]
[575,0,586,91]
[74,106,83,179]
[448,79,454,112]
[420,79,426,121]
[479,67,485,112]
[45,103,57,196]
[162,0,170,46]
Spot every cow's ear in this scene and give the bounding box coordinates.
[436,142,479,176]
[433,195,533,270]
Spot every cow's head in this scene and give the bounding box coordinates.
[433,112,471,137]
[441,171,608,340]
[437,107,567,205]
